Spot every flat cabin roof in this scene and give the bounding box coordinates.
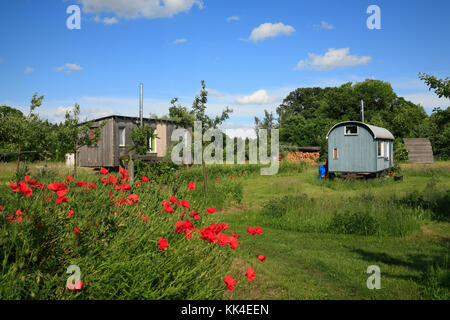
[80,114,178,125]
[326,121,394,140]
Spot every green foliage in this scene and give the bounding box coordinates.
[421,263,450,300]
[394,138,409,162]
[129,125,156,155]
[168,98,195,129]
[419,72,450,99]
[328,211,380,236]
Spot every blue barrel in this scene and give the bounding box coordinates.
[318,165,326,180]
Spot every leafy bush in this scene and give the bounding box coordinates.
[328,211,380,236]
[394,138,409,162]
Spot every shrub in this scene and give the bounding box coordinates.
[328,211,380,236]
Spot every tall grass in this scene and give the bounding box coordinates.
[0,167,249,299]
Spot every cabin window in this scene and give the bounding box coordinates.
[147,135,156,153]
[385,142,390,159]
[344,125,358,135]
[377,141,384,157]
[333,148,338,159]
[118,127,125,147]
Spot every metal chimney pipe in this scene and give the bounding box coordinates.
[361,100,364,123]
[139,83,143,127]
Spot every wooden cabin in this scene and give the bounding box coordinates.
[326,121,394,176]
[78,115,179,168]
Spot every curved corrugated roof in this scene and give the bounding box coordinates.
[326,121,394,140]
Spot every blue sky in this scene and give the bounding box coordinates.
[0,0,449,138]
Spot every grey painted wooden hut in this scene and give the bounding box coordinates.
[326,121,394,175]
[78,115,179,168]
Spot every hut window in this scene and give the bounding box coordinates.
[118,127,125,147]
[333,148,338,159]
[344,125,358,135]
[377,141,384,157]
[147,135,156,153]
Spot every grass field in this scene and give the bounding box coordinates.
[217,162,450,300]
[0,160,448,299]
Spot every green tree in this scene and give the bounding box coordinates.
[0,93,45,174]
[58,103,105,177]
[192,80,232,195]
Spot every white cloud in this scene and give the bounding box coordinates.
[236,89,276,105]
[55,106,75,115]
[94,15,119,25]
[316,21,335,30]
[401,93,450,109]
[78,0,203,19]
[205,88,224,97]
[226,16,239,22]
[295,48,371,71]
[24,67,34,74]
[249,22,295,43]
[173,38,187,44]
[56,63,83,73]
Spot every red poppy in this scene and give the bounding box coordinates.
[169,196,178,204]
[18,181,32,197]
[247,226,256,236]
[180,200,190,208]
[175,220,194,234]
[100,167,109,175]
[188,181,195,190]
[36,222,44,229]
[223,275,236,291]
[0,205,2,212]
[158,237,169,250]
[47,182,67,192]
[255,226,263,235]
[121,184,132,191]
[257,255,266,262]
[76,181,86,187]
[6,215,15,222]
[127,194,139,205]
[108,176,118,184]
[114,184,122,190]
[16,216,23,223]
[206,207,216,214]
[67,280,83,291]
[136,181,142,186]
[74,227,80,235]
[65,176,74,183]
[86,182,96,190]
[231,230,240,239]
[68,210,74,218]
[246,267,256,281]
[9,182,19,192]
[229,236,239,249]
[142,176,149,183]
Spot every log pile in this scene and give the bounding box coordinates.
[282,152,320,165]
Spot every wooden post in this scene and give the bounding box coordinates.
[128,153,134,185]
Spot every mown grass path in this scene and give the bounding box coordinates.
[217,164,450,299]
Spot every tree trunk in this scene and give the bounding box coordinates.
[16,144,21,177]
[74,148,78,178]
[201,143,208,195]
